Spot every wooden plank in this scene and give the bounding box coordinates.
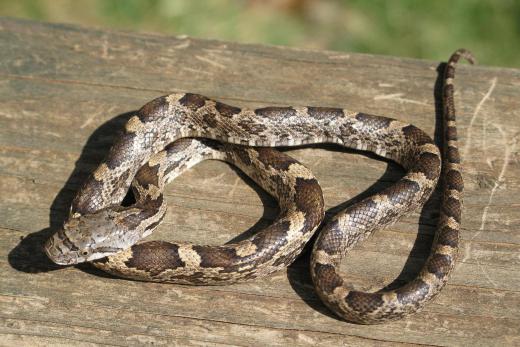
[0,17,519,346]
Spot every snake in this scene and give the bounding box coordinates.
[45,137,325,284]
[45,49,472,324]
[309,49,472,323]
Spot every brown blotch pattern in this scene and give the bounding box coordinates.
[192,245,236,269]
[144,213,166,233]
[446,126,458,141]
[445,66,455,79]
[446,170,464,191]
[443,86,456,120]
[134,162,160,191]
[402,125,434,146]
[233,146,253,166]
[139,96,168,121]
[254,106,297,119]
[67,55,466,320]
[215,101,241,117]
[306,106,344,120]
[427,253,452,279]
[178,93,209,110]
[345,292,384,313]
[446,146,460,163]
[294,177,324,231]
[202,112,219,129]
[412,152,442,180]
[72,178,105,214]
[125,241,185,276]
[443,196,461,223]
[314,263,344,294]
[256,148,295,171]
[437,225,459,248]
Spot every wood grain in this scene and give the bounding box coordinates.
[1,17,519,346]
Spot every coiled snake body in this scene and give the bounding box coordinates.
[45,50,472,324]
[47,137,325,284]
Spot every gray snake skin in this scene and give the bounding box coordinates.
[45,49,473,324]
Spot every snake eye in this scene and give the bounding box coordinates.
[81,250,89,256]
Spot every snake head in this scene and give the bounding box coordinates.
[44,208,143,265]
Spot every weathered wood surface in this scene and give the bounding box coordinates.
[0,17,519,346]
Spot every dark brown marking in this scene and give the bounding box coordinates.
[443,196,461,223]
[444,85,456,120]
[203,111,219,128]
[402,125,433,146]
[446,146,460,163]
[445,66,455,79]
[306,107,344,120]
[412,152,441,180]
[427,253,452,279]
[139,96,168,121]
[72,178,106,215]
[272,243,304,267]
[178,93,209,110]
[314,263,344,294]
[192,245,236,268]
[338,122,356,138]
[144,213,166,232]
[124,241,185,276]
[294,177,324,231]
[254,106,297,119]
[233,146,253,166]
[437,225,459,248]
[138,194,164,213]
[134,161,160,191]
[164,138,195,153]
[215,101,241,117]
[344,291,384,313]
[105,135,139,170]
[446,169,464,191]
[446,126,458,141]
[256,147,295,171]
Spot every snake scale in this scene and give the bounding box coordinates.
[45,49,472,324]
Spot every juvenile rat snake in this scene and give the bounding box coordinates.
[45,49,472,323]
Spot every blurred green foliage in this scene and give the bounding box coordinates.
[1,0,518,67]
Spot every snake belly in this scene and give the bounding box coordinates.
[45,49,472,324]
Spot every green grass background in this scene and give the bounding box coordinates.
[1,0,518,67]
